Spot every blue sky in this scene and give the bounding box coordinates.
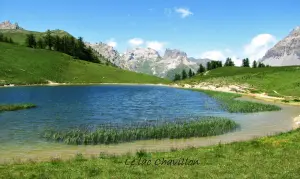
[1,0,300,63]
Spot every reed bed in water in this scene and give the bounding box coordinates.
[0,103,36,112]
[43,117,238,145]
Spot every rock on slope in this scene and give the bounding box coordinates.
[85,42,124,66]
[261,26,300,66]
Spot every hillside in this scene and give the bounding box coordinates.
[0,42,169,85]
[180,66,300,97]
[0,29,71,45]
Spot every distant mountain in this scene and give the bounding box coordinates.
[88,43,211,79]
[261,26,300,66]
[188,57,211,65]
[85,42,124,66]
[0,20,22,30]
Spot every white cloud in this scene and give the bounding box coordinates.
[146,41,166,51]
[200,50,242,66]
[198,33,277,67]
[200,50,226,61]
[175,8,193,18]
[243,34,277,62]
[128,38,144,46]
[106,38,117,48]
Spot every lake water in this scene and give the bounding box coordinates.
[0,85,299,163]
[0,85,228,144]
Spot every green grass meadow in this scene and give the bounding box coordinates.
[0,42,169,85]
[1,128,300,178]
[182,66,300,97]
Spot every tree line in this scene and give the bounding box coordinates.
[0,32,14,44]
[173,57,270,81]
[173,68,196,81]
[25,30,99,63]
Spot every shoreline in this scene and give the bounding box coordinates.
[1,81,300,106]
[0,83,300,164]
[1,103,299,164]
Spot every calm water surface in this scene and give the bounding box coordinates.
[0,85,227,145]
[0,85,299,163]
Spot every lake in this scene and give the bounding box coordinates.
[0,85,298,163]
[0,85,228,144]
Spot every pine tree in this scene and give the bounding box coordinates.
[44,30,53,50]
[3,36,9,43]
[37,38,45,49]
[242,58,250,67]
[173,74,181,81]
[224,58,235,66]
[61,35,69,53]
[207,62,212,70]
[258,62,266,68]
[252,60,257,68]
[8,37,13,44]
[0,33,3,42]
[188,69,193,78]
[182,69,187,80]
[192,72,195,76]
[197,64,206,73]
[68,36,77,57]
[25,34,37,48]
[53,35,62,51]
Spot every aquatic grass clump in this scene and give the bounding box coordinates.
[43,117,238,145]
[193,89,281,113]
[0,103,36,112]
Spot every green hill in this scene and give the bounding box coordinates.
[0,42,169,85]
[0,29,71,45]
[180,66,300,97]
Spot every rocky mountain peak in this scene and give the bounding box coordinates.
[85,42,123,66]
[88,43,209,79]
[164,48,187,58]
[0,20,22,30]
[289,26,300,36]
[124,47,161,60]
[261,26,300,66]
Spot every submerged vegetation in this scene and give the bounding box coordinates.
[195,89,281,113]
[43,117,238,145]
[0,104,36,112]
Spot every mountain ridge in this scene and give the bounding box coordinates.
[87,42,211,79]
[261,26,300,66]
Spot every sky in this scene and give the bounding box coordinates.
[1,0,300,65]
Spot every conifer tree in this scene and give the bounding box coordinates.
[44,30,53,50]
[182,69,187,80]
[25,34,37,48]
[252,60,257,68]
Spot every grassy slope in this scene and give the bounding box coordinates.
[1,128,300,178]
[0,29,71,45]
[181,66,300,97]
[0,42,169,85]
